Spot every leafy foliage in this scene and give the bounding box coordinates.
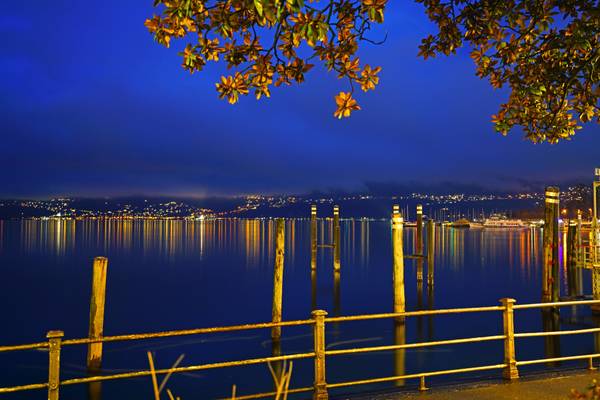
[145,0,385,120]
[145,0,599,142]
[417,0,599,142]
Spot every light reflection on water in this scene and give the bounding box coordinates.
[0,219,595,399]
[9,220,545,275]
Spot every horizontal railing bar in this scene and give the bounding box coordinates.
[325,306,503,323]
[0,382,48,394]
[60,352,315,386]
[514,300,600,310]
[326,363,507,389]
[326,335,506,356]
[516,353,600,366]
[516,327,600,338]
[0,342,48,353]
[62,319,314,346]
[218,386,313,400]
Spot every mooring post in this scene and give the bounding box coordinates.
[392,206,405,321]
[333,205,341,271]
[542,187,560,303]
[311,205,317,270]
[593,265,600,314]
[576,210,583,263]
[272,219,285,339]
[47,330,64,400]
[567,221,578,297]
[427,219,435,286]
[594,170,600,266]
[312,310,328,400]
[500,298,519,380]
[416,204,423,256]
[87,256,108,371]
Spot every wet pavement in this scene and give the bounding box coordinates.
[346,370,599,400]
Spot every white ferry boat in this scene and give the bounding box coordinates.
[483,215,526,228]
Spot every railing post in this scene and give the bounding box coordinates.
[47,330,64,400]
[312,310,328,400]
[500,298,519,380]
[87,256,108,371]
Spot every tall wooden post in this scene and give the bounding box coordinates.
[500,298,519,380]
[592,168,600,312]
[272,219,285,339]
[47,330,64,400]
[594,169,600,265]
[311,205,317,270]
[577,210,583,264]
[542,187,560,303]
[333,205,341,271]
[312,310,328,400]
[567,221,578,297]
[427,219,435,286]
[87,256,108,371]
[416,205,423,255]
[392,206,405,321]
[594,169,600,236]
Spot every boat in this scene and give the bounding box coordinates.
[450,219,471,228]
[483,215,526,228]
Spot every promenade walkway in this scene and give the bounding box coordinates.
[351,370,599,400]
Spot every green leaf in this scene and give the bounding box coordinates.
[254,0,264,16]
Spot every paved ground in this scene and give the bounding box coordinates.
[344,370,600,400]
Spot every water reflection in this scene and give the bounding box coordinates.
[542,309,561,366]
[394,320,405,387]
[11,219,549,282]
[1,218,596,399]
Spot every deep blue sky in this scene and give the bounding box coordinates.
[1,2,598,198]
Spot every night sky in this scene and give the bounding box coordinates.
[1,2,599,198]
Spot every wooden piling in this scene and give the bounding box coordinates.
[87,256,108,371]
[416,205,423,255]
[392,206,405,321]
[311,205,317,270]
[542,187,560,303]
[272,219,285,339]
[333,205,341,271]
[427,219,435,286]
[567,221,578,297]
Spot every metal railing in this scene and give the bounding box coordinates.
[2,299,600,399]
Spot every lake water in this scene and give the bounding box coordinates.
[0,218,596,399]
